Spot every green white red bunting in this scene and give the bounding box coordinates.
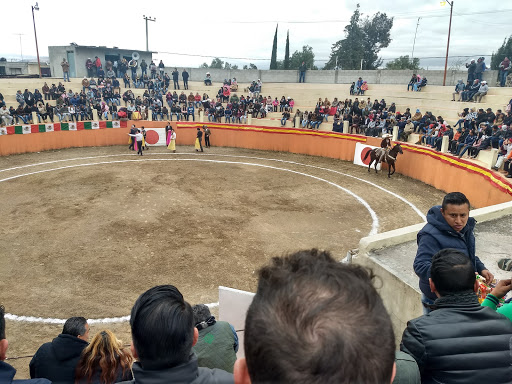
[3,120,128,136]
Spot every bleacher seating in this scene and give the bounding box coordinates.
[0,78,509,128]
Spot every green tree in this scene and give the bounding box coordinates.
[270,24,278,69]
[324,4,393,70]
[250,63,258,70]
[491,36,512,69]
[385,55,420,70]
[284,30,290,70]
[210,57,224,69]
[200,62,209,68]
[290,45,316,70]
[243,65,248,70]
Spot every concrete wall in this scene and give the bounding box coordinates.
[0,61,50,76]
[166,68,499,86]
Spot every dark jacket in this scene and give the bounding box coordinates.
[192,321,237,373]
[29,334,89,384]
[116,354,233,384]
[0,361,50,384]
[400,292,512,384]
[414,206,486,300]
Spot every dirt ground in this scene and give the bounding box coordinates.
[0,145,445,378]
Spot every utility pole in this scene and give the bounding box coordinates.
[31,2,41,78]
[14,33,25,61]
[142,15,156,51]
[441,1,454,86]
[411,17,421,61]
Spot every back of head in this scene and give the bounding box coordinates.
[244,249,395,384]
[431,249,475,296]
[130,285,194,370]
[441,192,470,210]
[76,330,132,383]
[62,317,87,337]
[192,304,212,325]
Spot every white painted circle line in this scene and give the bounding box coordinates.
[0,152,425,220]
[3,158,377,324]
[6,302,219,324]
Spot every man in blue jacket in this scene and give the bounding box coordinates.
[414,192,494,313]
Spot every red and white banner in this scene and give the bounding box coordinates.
[353,142,381,170]
[144,128,167,146]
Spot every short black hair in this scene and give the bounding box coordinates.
[0,305,5,340]
[62,317,87,337]
[192,304,211,325]
[130,285,194,370]
[431,249,475,296]
[442,192,470,210]
[244,249,395,384]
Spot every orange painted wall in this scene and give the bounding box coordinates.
[173,123,363,162]
[1,120,511,208]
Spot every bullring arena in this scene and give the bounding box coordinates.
[1,77,512,379]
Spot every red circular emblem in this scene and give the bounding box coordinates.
[361,147,373,165]
[145,130,159,145]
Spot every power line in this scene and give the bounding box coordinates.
[157,49,493,64]
[214,8,512,25]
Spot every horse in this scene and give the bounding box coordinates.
[363,143,403,178]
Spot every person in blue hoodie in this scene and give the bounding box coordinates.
[414,192,494,314]
[0,306,50,384]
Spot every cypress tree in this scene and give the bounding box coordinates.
[270,24,278,70]
[284,30,290,70]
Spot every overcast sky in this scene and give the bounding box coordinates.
[4,0,511,70]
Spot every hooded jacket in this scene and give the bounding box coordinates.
[414,206,486,300]
[29,334,88,384]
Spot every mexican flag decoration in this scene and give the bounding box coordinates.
[38,124,46,133]
[61,123,69,131]
[31,125,40,133]
[112,121,121,128]
[68,122,77,131]
[106,121,114,128]
[92,121,100,129]
[0,127,7,135]
[14,125,32,134]
[45,124,54,132]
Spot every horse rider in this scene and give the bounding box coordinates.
[377,134,394,164]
